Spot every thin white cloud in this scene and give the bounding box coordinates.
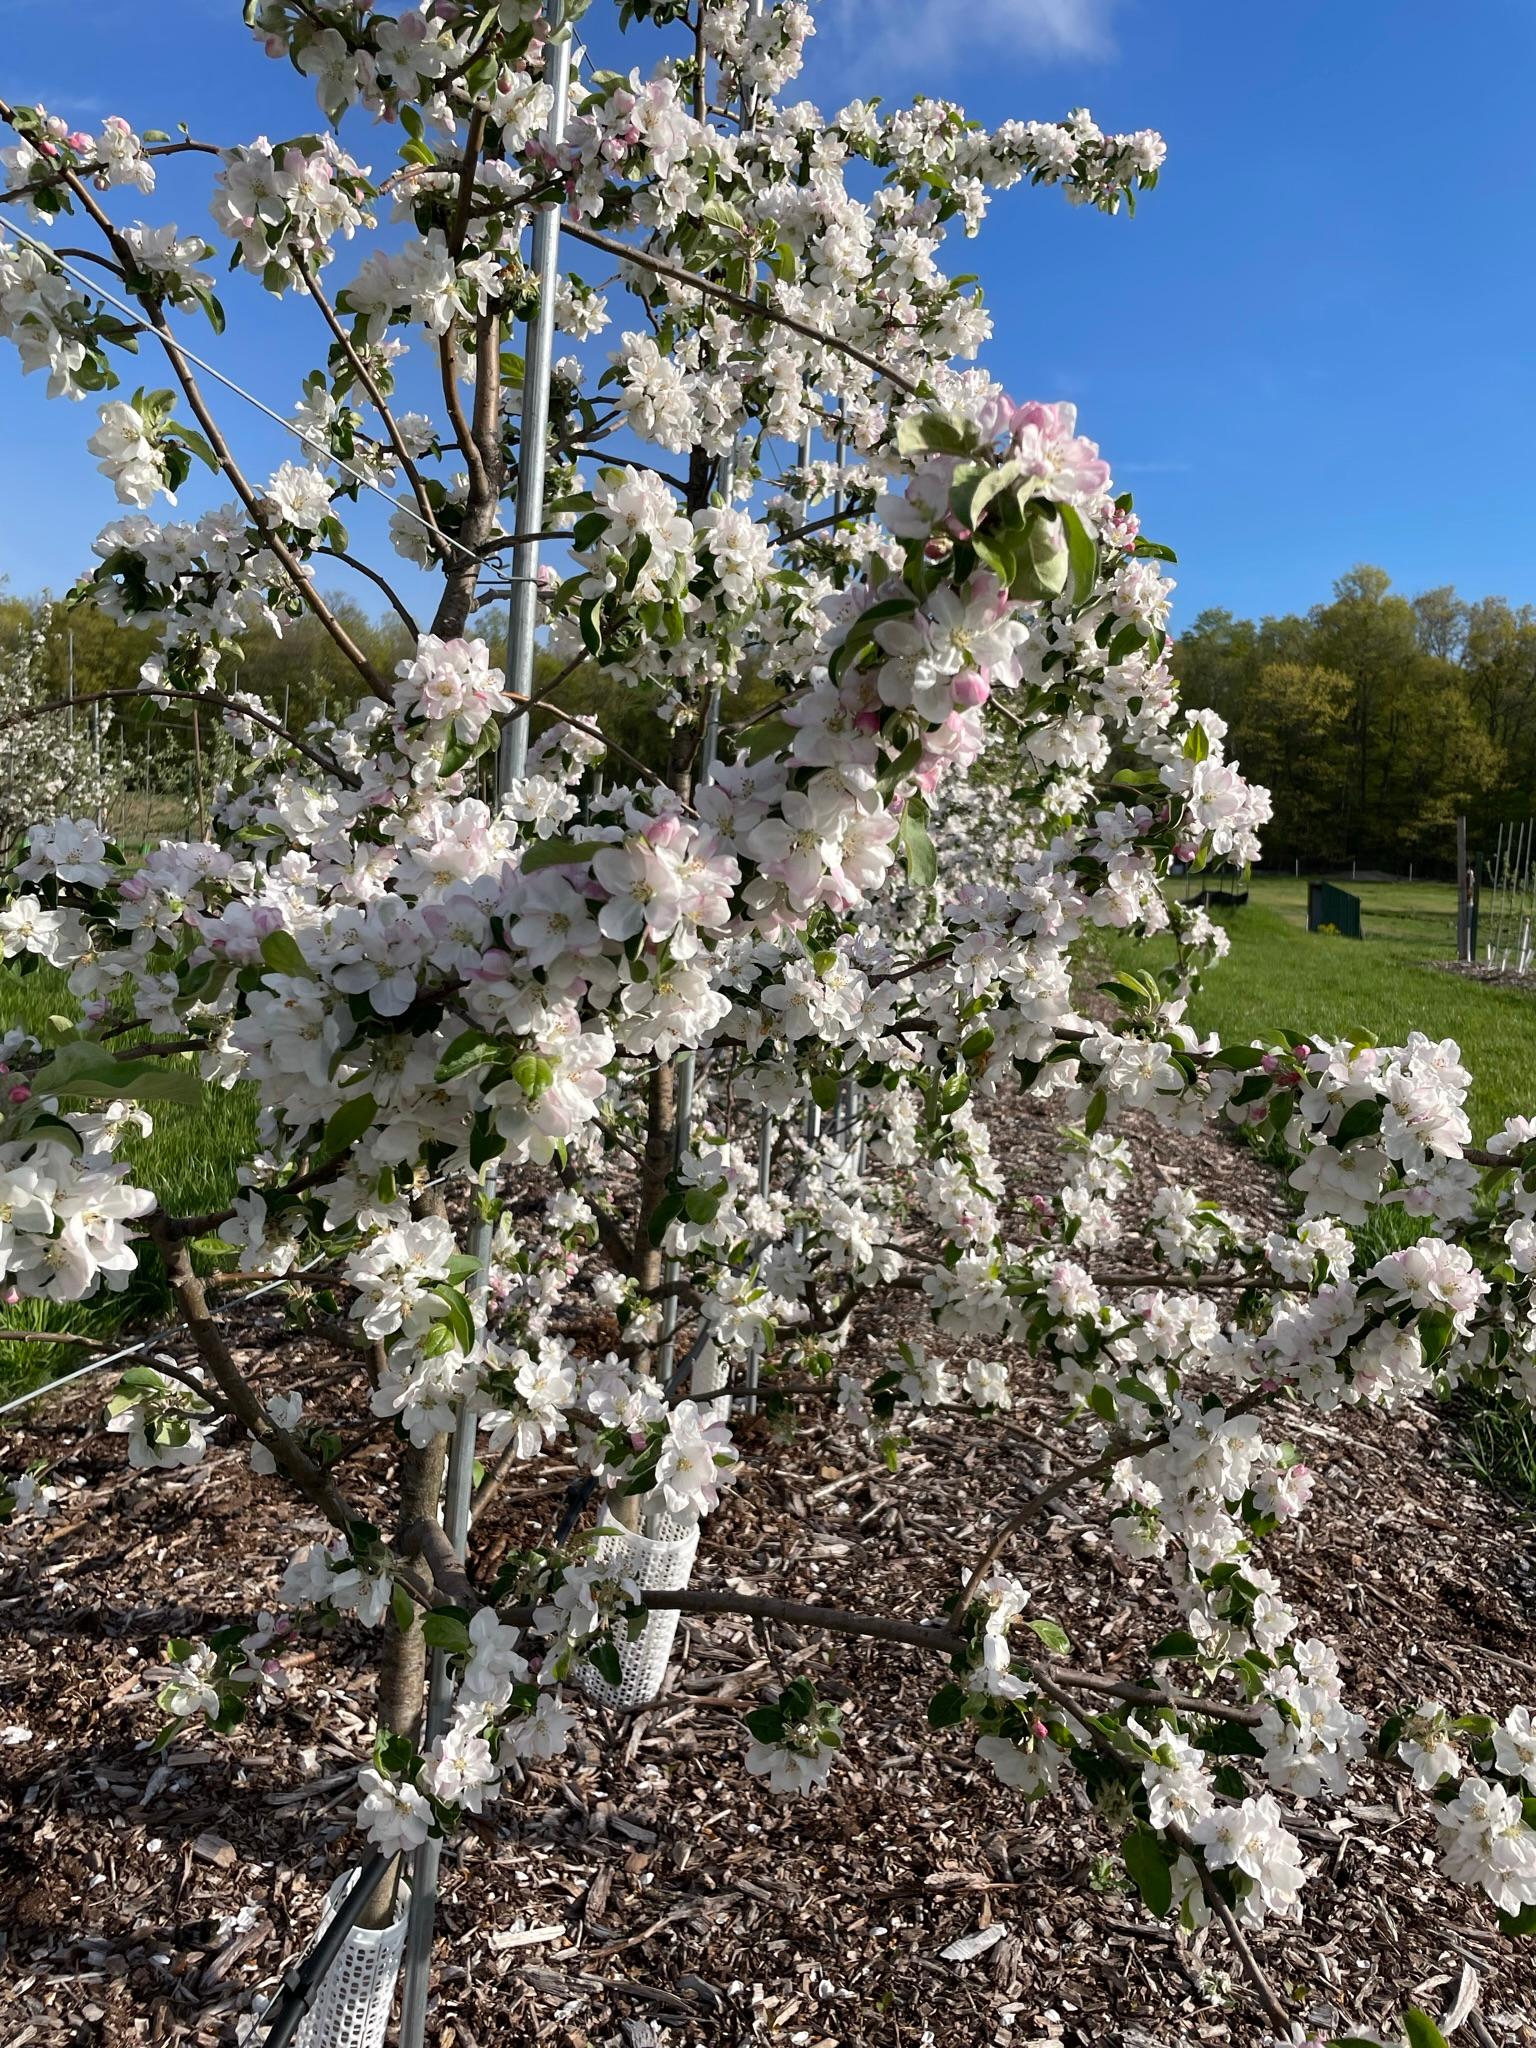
[821,0,1124,78]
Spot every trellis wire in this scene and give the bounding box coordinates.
[0,223,492,572]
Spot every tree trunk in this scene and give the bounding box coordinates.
[357,1433,448,1928]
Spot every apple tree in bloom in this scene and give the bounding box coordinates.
[0,608,119,868]
[0,2,1534,2033]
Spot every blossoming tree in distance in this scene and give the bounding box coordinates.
[0,2,1532,2040]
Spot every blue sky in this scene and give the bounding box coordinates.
[3,0,1535,633]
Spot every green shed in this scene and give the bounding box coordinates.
[1307,881,1362,939]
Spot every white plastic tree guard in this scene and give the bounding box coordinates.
[292,1875,411,2048]
[576,1514,700,1708]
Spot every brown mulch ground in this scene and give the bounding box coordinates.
[1437,959,1536,995]
[3,1094,1536,2048]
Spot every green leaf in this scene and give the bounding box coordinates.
[429,1283,477,1356]
[1084,1088,1107,1137]
[390,1582,414,1634]
[114,1368,166,1399]
[519,836,605,874]
[1417,1308,1455,1368]
[950,456,1023,535]
[811,1071,840,1114]
[421,1610,470,1653]
[435,1029,503,1083]
[1026,1617,1072,1656]
[259,930,313,980]
[1010,505,1070,602]
[647,1185,687,1247]
[894,410,979,460]
[588,1637,624,1688]
[1402,2011,1450,2048]
[927,1682,969,1729]
[1122,1827,1173,1918]
[1147,1630,1201,1662]
[698,194,748,233]
[1056,502,1099,606]
[744,716,796,763]
[32,1041,201,1109]
[1332,1098,1384,1150]
[1496,1899,1536,1937]
[1107,622,1149,665]
[469,1111,505,1173]
[683,1183,724,1226]
[321,1092,376,1160]
[829,595,917,686]
[163,421,219,471]
[1191,1720,1265,1757]
[1212,1044,1268,1071]
[897,795,938,888]
[1087,1382,1117,1424]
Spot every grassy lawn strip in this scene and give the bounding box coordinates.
[1104,875,1536,1144]
[1101,873,1536,1508]
[0,963,256,1399]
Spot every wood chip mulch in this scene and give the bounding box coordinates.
[3,1091,1536,2048]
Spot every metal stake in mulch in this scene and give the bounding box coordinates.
[256,1857,390,2048]
[392,19,575,2048]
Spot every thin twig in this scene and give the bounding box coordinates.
[560,218,923,399]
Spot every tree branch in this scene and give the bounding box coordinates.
[314,546,420,638]
[559,219,923,399]
[293,247,449,567]
[956,1384,1281,1615]
[42,155,393,700]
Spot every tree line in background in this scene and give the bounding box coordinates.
[9,562,1533,877]
[0,586,768,839]
[1175,567,1536,874]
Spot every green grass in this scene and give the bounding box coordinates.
[0,963,256,1399]
[1107,874,1536,1143]
[1100,873,1536,1508]
[1452,1391,1536,1514]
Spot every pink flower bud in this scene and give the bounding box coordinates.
[7,1085,31,1106]
[951,670,990,709]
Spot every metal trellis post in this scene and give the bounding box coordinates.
[396,21,573,2047]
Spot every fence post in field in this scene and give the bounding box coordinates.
[1456,814,1470,963]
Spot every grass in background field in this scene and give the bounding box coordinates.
[1100,874,1536,1508]
[0,963,256,1400]
[1103,874,1536,1143]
